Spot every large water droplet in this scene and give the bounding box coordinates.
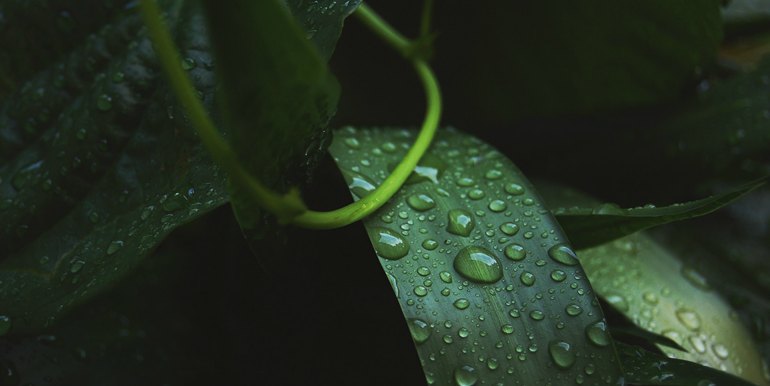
[407,193,436,211]
[369,227,410,260]
[565,304,583,316]
[408,318,432,344]
[549,340,576,369]
[454,365,478,386]
[505,183,525,195]
[550,270,566,282]
[453,298,470,310]
[447,209,475,237]
[675,308,701,331]
[488,199,507,212]
[585,320,611,347]
[453,246,503,283]
[548,244,579,266]
[504,243,526,261]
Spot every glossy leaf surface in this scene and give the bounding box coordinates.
[329,127,623,385]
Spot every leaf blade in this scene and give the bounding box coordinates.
[329,128,624,385]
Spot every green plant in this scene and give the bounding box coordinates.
[1,0,770,385]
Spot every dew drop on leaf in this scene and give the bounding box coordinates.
[488,199,507,212]
[585,320,611,347]
[447,209,475,237]
[453,298,470,310]
[504,243,526,261]
[422,239,438,250]
[565,304,583,316]
[499,222,519,236]
[96,93,112,111]
[453,246,503,283]
[408,318,432,344]
[519,271,536,286]
[453,365,478,386]
[548,340,577,369]
[504,182,525,195]
[368,227,410,260]
[0,315,12,336]
[106,240,124,255]
[550,269,567,282]
[548,243,579,266]
[675,308,701,331]
[407,193,436,211]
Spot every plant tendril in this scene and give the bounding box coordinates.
[139,0,441,229]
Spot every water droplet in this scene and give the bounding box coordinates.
[675,308,701,330]
[712,343,729,359]
[681,266,711,290]
[454,365,478,386]
[96,94,112,111]
[468,189,485,200]
[529,310,544,321]
[550,270,566,282]
[487,358,499,371]
[458,327,470,338]
[107,240,124,255]
[457,177,475,187]
[69,259,85,273]
[0,315,12,336]
[592,203,623,215]
[343,137,360,149]
[181,57,196,70]
[422,239,438,250]
[382,142,397,153]
[499,222,519,236]
[439,271,453,283]
[605,293,629,312]
[642,292,658,305]
[453,246,503,283]
[689,335,706,353]
[447,209,475,237]
[565,304,583,316]
[504,243,526,261]
[520,271,536,286]
[162,192,187,212]
[505,183,525,195]
[11,160,43,190]
[368,227,410,260]
[501,324,514,334]
[488,199,507,212]
[414,286,428,297]
[548,244,579,266]
[585,320,610,347]
[417,267,431,276]
[407,193,436,211]
[408,318,432,344]
[442,334,454,344]
[549,340,576,369]
[485,169,503,180]
[454,298,470,310]
[346,172,378,198]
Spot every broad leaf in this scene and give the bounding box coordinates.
[552,177,766,249]
[617,342,758,386]
[0,3,231,333]
[201,0,341,244]
[329,128,624,385]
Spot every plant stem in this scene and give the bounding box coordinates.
[139,0,441,228]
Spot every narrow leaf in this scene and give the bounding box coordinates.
[200,0,340,241]
[610,325,688,352]
[617,342,757,386]
[553,177,766,249]
[329,128,624,385]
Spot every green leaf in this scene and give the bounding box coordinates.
[286,0,362,61]
[437,0,722,120]
[610,325,688,352]
[200,0,341,241]
[0,2,233,333]
[0,0,135,97]
[329,128,624,385]
[552,177,766,249]
[540,183,769,384]
[617,342,758,386]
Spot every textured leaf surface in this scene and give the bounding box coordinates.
[540,184,769,385]
[0,3,231,333]
[617,342,757,386]
[553,178,766,249]
[329,128,623,385]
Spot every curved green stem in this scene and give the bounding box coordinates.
[139,0,441,228]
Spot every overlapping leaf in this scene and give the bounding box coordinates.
[552,177,766,249]
[329,128,624,385]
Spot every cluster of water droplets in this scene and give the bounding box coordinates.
[332,128,621,385]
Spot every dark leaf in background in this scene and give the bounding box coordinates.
[0,1,230,333]
[330,128,624,385]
